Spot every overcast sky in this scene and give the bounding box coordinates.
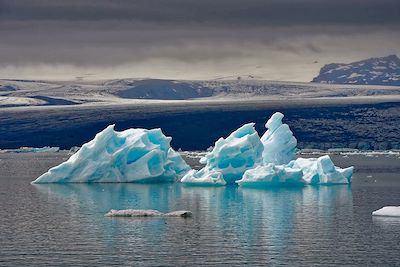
[0,0,399,81]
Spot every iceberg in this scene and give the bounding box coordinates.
[182,112,353,187]
[32,125,190,183]
[291,155,353,184]
[372,206,400,217]
[180,123,263,185]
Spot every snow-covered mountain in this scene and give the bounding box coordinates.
[312,55,400,86]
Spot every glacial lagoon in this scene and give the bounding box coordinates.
[1,152,399,266]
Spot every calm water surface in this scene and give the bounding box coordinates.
[1,153,400,266]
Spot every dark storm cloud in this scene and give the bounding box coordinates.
[1,0,399,25]
[0,0,399,80]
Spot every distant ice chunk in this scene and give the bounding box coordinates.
[261,112,297,165]
[105,209,192,218]
[372,206,400,217]
[2,146,60,153]
[32,125,190,183]
[237,163,304,187]
[180,123,263,185]
[291,155,353,184]
[180,169,226,186]
[32,146,60,153]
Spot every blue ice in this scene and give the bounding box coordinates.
[32,125,190,183]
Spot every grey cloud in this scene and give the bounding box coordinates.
[0,0,399,81]
[1,0,399,26]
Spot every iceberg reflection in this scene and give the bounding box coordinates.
[33,183,353,263]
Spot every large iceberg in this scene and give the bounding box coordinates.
[182,112,353,187]
[32,125,190,183]
[180,123,263,185]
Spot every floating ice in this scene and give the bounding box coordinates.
[183,112,353,187]
[291,155,353,184]
[105,209,163,217]
[1,146,60,153]
[180,169,226,186]
[237,164,304,187]
[105,209,192,218]
[32,125,190,183]
[372,206,400,217]
[261,112,297,165]
[180,123,263,185]
[32,112,354,186]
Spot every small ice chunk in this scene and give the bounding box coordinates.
[291,155,353,184]
[105,209,192,218]
[180,169,226,186]
[105,209,163,217]
[372,206,400,217]
[237,163,304,187]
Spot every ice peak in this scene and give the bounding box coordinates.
[261,112,297,165]
[265,112,284,132]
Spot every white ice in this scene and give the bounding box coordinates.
[237,164,304,187]
[180,169,227,186]
[290,155,353,184]
[32,125,190,183]
[372,206,400,217]
[105,209,192,217]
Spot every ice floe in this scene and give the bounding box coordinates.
[372,206,400,217]
[105,209,192,218]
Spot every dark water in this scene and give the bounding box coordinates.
[1,101,399,150]
[1,153,400,266]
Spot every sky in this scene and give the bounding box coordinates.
[0,0,399,82]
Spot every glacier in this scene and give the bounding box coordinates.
[181,112,353,186]
[32,125,190,183]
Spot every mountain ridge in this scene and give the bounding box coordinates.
[312,55,400,86]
